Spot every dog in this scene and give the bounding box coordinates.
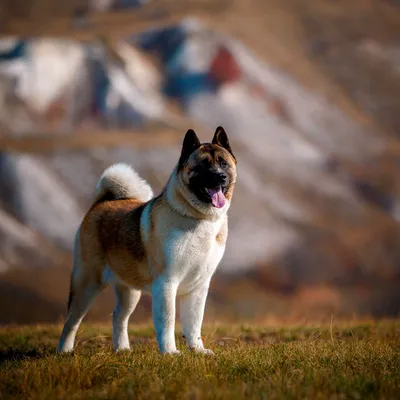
[58,126,237,354]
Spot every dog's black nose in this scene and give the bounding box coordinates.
[216,173,227,184]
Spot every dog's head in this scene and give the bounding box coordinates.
[177,126,237,213]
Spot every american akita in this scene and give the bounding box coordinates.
[58,126,237,355]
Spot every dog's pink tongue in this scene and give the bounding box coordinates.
[208,188,226,208]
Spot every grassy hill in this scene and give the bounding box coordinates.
[1,319,399,399]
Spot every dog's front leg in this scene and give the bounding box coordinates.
[152,277,180,354]
[179,281,214,355]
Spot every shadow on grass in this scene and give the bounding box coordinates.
[0,347,54,363]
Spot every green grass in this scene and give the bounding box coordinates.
[0,320,399,399]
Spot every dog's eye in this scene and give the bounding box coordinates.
[219,158,228,168]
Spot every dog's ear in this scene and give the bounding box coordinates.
[179,129,201,168]
[212,126,235,161]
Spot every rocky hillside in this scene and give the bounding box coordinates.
[1,0,399,323]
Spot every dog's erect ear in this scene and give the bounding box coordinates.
[212,126,235,161]
[178,129,201,168]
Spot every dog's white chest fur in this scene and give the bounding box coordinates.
[163,218,225,294]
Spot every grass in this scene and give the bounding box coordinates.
[0,320,399,399]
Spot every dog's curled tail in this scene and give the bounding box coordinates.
[93,163,153,205]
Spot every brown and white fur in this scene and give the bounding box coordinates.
[58,127,237,354]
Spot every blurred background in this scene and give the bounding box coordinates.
[0,0,400,325]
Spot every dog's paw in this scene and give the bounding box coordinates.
[114,347,131,353]
[192,348,215,356]
[57,349,74,355]
[57,346,74,354]
[161,349,182,355]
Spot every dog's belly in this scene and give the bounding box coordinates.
[106,247,153,289]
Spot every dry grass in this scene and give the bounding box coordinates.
[1,320,399,399]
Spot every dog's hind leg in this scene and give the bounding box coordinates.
[58,229,104,353]
[58,277,103,353]
[112,282,141,352]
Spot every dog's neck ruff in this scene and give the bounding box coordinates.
[165,168,229,221]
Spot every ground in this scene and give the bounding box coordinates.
[1,320,399,399]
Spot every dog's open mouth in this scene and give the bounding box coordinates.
[205,187,226,208]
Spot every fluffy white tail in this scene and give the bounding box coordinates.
[93,163,153,204]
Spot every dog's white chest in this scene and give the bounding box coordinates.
[164,219,225,293]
